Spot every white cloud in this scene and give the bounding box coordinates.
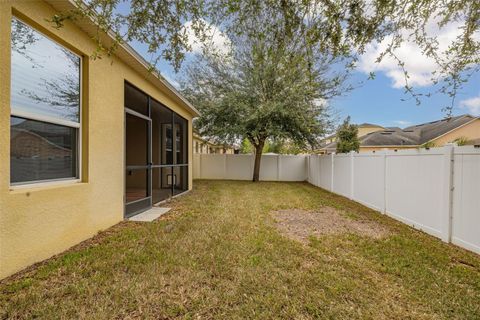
[393,120,412,127]
[460,94,480,116]
[182,20,231,56]
[358,19,468,88]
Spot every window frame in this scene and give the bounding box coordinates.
[10,17,83,188]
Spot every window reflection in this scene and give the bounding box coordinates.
[10,117,77,183]
[11,18,80,122]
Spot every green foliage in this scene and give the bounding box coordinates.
[453,136,469,146]
[419,141,437,149]
[336,117,360,153]
[239,138,253,154]
[56,0,480,114]
[241,138,306,155]
[180,9,342,180]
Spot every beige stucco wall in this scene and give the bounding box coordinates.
[357,126,384,138]
[0,1,195,279]
[432,119,480,146]
[359,146,417,153]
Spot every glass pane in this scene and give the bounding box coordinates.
[174,114,188,164]
[11,18,80,122]
[125,83,149,116]
[126,113,148,166]
[173,166,188,196]
[125,169,148,203]
[10,116,77,183]
[125,198,150,217]
[151,100,173,165]
[152,167,172,204]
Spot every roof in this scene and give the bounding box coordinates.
[318,114,479,150]
[357,123,384,128]
[193,133,235,149]
[45,0,200,117]
[361,114,478,146]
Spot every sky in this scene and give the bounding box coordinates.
[124,9,480,130]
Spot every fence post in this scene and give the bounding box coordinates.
[199,154,203,179]
[441,144,455,243]
[317,155,321,187]
[349,151,355,200]
[330,153,335,192]
[381,150,387,214]
[306,155,310,182]
[277,155,281,181]
[223,154,227,179]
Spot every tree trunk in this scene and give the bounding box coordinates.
[252,141,265,182]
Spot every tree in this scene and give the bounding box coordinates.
[180,15,341,180]
[54,0,480,113]
[336,117,360,153]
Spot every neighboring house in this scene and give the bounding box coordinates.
[318,115,480,154]
[0,1,200,279]
[317,123,385,154]
[193,133,235,154]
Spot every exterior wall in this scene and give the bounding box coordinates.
[357,126,384,138]
[193,136,234,154]
[0,1,194,279]
[359,146,417,153]
[432,119,480,146]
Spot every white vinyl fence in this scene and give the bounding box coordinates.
[308,145,480,254]
[193,154,308,181]
[193,146,480,254]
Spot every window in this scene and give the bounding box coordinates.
[10,18,81,185]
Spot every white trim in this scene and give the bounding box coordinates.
[10,178,81,190]
[11,109,80,128]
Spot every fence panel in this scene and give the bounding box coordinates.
[193,154,201,179]
[308,155,320,187]
[352,153,385,211]
[199,154,226,179]
[451,147,480,254]
[279,155,308,181]
[260,155,279,181]
[226,154,252,180]
[385,149,445,238]
[332,154,351,197]
[318,155,332,190]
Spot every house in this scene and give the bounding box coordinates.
[193,133,235,154]
[317,123,385,154]
[318,115,480,153]
[0,1,199,279]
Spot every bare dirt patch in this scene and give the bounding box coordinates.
[272,207,389,242]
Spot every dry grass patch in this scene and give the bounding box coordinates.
[272,207,389,242]
[1,181,480,319]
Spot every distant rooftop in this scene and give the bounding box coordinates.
[361,114,478,146]
[320,114,478,150]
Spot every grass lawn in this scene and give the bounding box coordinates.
[1,180,480,319]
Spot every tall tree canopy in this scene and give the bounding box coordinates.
[179,17,341,180]
[55,0,480,113]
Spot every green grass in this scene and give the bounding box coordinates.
[1,180,480,319]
